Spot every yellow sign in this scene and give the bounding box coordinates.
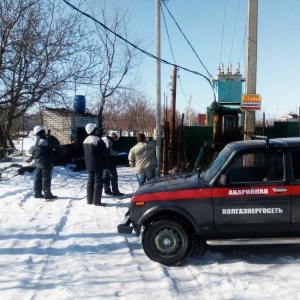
[241,94,261,110]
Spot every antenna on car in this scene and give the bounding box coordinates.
[250,135,270,148]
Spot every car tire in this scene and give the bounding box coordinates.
[142,219,192,266]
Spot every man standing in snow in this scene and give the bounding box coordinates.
[29,126,60,200]
[128,129,158,187]
[83,123,110,206]
[101,131,124,196]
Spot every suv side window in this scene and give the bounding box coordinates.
[291,149,300,180]
[225,150,284,184]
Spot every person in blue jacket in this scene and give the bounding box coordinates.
[29,126,60,200]
[83,123,110,206]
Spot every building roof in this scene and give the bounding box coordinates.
[43,107,97,117]
[280,111,299,119]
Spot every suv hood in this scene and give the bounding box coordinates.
[134,172,208,196]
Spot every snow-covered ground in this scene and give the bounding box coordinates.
[1,137,300,300]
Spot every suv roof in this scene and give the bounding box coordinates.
[227,137,300,152]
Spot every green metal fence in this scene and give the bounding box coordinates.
[182,126,213,167]
[116,122,299,168]
[273,122,300,138]
[114,137,137,166]
[115,136,156,166]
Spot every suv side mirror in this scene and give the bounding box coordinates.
[218,174,230,186]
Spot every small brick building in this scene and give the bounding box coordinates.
[43,107,98,145]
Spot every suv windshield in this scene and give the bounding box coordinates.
[202,146,232,182]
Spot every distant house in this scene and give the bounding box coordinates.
[197,113,206,125]
[43,107,98,145]
[280,111,299,122]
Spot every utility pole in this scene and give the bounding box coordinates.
[156,0,162,176]
[299,106,300,137]
[189,95,192,126]
[244,0,258,140]
[169,66,177,169]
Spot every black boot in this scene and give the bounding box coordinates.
[44,193,58,200]
[94,202,106,206]
[112,192,124,196]
[34,192,44,198]
[104,190,113,195]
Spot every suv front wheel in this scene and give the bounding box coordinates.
[142,219,192,266]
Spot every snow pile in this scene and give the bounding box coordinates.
[1,138,300,299]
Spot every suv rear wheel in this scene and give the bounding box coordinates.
[142,219,192,266]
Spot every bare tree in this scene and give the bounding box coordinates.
[85,0,142,135]
[162,106,182,129]
[0,0,93,148]
[121,92,156,135]
[184,106,199,126]
[12,113,40,136]
[102,93,127,131]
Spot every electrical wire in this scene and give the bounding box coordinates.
[228,0,241,66]
[161,4,189,106]
[219,0,228,67]
[239,18,248,79]
[177,72,189,105]
[161,4,176,64]
[161,0,212,79]
[62,0,214,95]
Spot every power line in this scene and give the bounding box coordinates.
[161,0,212,79]
[228,0,241,65]
[62,0,214,96]
[219,0,228,67]
[239,18,248,79]
[161,4,176,64]
[161,4,188,106]
[161,2,214,107]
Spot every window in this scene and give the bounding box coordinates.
[225,150,284,184]
[203,147,232,182]
[291,149,300,180]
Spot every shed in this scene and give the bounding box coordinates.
[280,111,299,122]
[43,107,98,145]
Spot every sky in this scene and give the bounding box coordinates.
[75,0,300,121]
[2,136,300,299]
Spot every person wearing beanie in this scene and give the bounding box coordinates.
[83,123,110,206]
[29,126,60,200]
[101,131,124,196]
[128,129,158,187]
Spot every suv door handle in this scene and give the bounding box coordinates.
[273,188,287,193]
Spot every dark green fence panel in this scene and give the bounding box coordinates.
[273,122,299,138]
[255,126,275,138]
[115,122,299,168]
[114,137,137,166]
[183,126,213,166]
[116,128,214,168]
[115,136,156,166]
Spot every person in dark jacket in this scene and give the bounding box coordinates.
[101,131,124,196]
[29,126,60,200]
[83,123,110,206]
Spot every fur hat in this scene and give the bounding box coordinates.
[137,133,146,142]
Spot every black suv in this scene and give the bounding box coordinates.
[118,137,300,266]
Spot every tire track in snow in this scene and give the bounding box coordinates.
[26,174,87,300]
[115,203,187,298]
[113,171,205,298]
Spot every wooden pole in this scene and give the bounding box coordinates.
[244,0,258,140]
[156,0,162,176]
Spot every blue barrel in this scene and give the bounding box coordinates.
[74,95,86,113]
